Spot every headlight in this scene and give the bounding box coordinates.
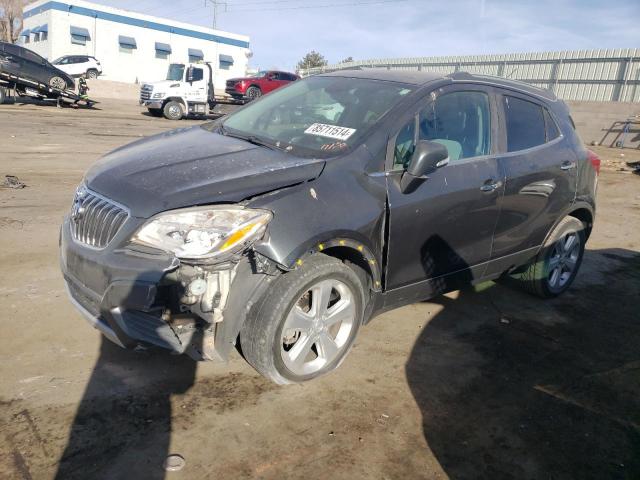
[152,92,165,99]
[131,206,272,260]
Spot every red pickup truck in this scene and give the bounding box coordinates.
[225,70,299,101]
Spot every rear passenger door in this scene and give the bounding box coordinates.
[488,91,577,271]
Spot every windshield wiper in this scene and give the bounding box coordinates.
[219,125,284,152]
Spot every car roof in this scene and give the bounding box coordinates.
[317,68,557,101]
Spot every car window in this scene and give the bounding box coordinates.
[544,109,560,141]
[420,91,491,162]
[220,76,414,158]
[190,68,204,82]
[22,49,45,65]
[393,119,416,169]
[504,95,546,152]
[5,44,22,56]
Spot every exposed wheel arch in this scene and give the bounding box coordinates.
[568,207,594,240]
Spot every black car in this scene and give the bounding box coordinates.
[60,70,598,384]
[0,41,74,90]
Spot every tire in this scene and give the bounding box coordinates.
[0,87,6,104]
[246,86,262,101]
[86,69,99,79]
[240,254,365,384]
[49,76,67,90]
[512,216,586,298]
[163,100,184,120]
[147,108,163,117]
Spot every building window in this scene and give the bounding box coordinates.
[70,26,91,45]
[41,31,48,41]
[118,36,137,54]
[155,42,171,60]
[219,54,234,70]
[188,48,204,64]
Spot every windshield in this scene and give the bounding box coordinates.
[218,76,414,158]
[52,57,64,65]
[166,64,185,81]
[248,71,268,78]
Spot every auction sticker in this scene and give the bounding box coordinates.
[304,123,356,141]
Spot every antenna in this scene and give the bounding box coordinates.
[205,0,227,30]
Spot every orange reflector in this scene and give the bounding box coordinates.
[221,223,259,251]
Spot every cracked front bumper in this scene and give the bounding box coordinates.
[59,214,273,359]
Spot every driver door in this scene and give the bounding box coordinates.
[186,67,207,102]
[384,85,504,302]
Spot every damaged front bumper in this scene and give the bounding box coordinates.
[59,214,274,361]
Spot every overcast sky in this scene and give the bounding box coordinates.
[100,0,640,72]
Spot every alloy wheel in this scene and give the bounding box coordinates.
[547,232,580,290]
[50,76,67,90]
[281,279,356,376]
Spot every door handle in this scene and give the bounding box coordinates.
[480,180,502,192]
[560,161,576,170]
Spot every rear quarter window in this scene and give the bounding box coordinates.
[503,95,546,152]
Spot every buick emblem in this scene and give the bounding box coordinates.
[71,186,87,223]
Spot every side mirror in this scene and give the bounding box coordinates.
[400,140,449,193]
[186,66,194,83]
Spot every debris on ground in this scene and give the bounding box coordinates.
[163,454,186,472]
[3,175,26,189]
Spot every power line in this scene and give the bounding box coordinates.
[227,0,408,12]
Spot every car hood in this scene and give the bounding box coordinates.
[85,126,325,218]
[143,79,180,89]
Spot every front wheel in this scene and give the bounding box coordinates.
[512,216,586,298]
[240,254,365,384]
[245,86,262,101]
[49,76,67,90]
[163,100,184,120]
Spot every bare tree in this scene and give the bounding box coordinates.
[0,0,28,43]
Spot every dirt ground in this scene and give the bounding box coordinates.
[0,99,639,480]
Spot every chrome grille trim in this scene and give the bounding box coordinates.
[140,84,153,101]
[70,189,129,249]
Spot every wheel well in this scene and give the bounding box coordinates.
[321,246,374,292]
[568,208,593,239]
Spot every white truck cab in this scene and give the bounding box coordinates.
[140,63,215,120]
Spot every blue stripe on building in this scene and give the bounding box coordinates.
[24,1,250,49]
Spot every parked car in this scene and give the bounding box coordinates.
[0,41,74,90]
[60,70,598,384]
[225,70,299,101]
[52,55,102,79]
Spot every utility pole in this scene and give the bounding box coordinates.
[205,0,227,30]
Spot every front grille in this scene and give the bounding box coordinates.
[140,84,152,101]
[70,190,128,248]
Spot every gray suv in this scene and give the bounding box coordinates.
[60,70,598,384]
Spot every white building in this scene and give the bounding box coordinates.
[18,0,251,92]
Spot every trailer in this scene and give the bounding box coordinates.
[0,71,97,107]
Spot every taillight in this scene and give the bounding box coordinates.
[587,150,600,175]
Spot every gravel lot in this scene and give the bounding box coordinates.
[1,99,639,480]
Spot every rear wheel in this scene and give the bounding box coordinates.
[246,86,262,101]
[163,100,184,120]
[86,69,98,79]
[512,216,586,298]
[49,76,67,90]
[240,254,365,384]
